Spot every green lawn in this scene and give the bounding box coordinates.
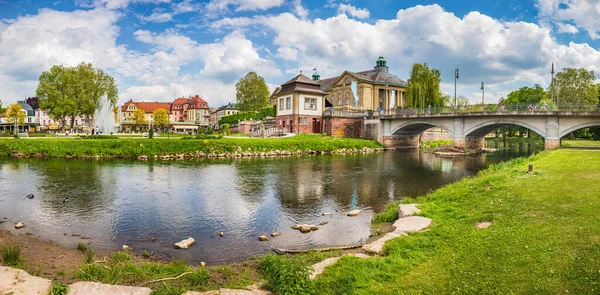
[562,139,600,147]
[0,134,383,158]
[315,150,600,294]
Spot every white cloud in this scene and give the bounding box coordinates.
[141,11,173,22]
[291,0,309,19]
[337,4,370,19]
[536,0,600,39]
[139,0,201,23]
[77,0,171,10]
[557,22,579,34]
[204,0,284,18]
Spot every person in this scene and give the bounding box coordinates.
[96,126,99,135]
[91,128,94,135]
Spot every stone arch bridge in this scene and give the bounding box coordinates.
[378,110,600,150]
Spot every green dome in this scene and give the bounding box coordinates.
[376,56,387,67]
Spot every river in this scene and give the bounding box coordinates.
[0,141,541,264]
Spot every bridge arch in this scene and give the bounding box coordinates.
[464,119,547,138]
[559,122,600,139]
[391,120,455,137]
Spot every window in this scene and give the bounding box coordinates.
[304,98,317,110]
[28,118,31,123]
[286,97,291,110]
[300,117,308,124]
[337,94,341,106]
[279,98,284,111]
[345,93,350,105]
[43,120,46,125]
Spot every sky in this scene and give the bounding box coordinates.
[0,0,599,107]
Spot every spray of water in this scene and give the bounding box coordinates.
[92,95,117,134]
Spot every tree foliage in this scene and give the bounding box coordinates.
[131,109,148,130]
[0,100,4,114]
[36,62,118,130]
[152,108,169,128]
[405,63,444,108]
[552,68,597,105]
[5,103,26,125]
[235,72,270,111]
[505,85,548,105]
[26,97,39,110]
[218,106,276,125]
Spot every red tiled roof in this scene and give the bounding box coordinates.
[173,97,188,105]
[121,100,171,113]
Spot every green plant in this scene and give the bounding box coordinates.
[111,252,132,263]
[49,282,69,295]
[149,283,186,295]
[221,123,230,135]
[1,245,23,267]
[181,269,209,287]
[148,128,154,139]
[373,201,402,223]
[141,250,151,258]
[85,248,95,264]
[258,254,315,295]
[77,242,88,252]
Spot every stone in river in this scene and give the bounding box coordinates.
[15,222,25,229]
[174,237,195,249]
[258,235,269,241]
[219,232,225,237]
[309,225,319,231]
[319,221,329,226]
[270,232,281,237]
[347,209,362,217]
[291,225,300,229]
[122,245,132,251]
[322,213,333,216]
[299,224,312,233]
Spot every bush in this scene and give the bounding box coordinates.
[81,135,119,140]
[221,123,230,135]
[1,245,23,267]
[258,254,315,295]
[85,248,95,264]
[373,201,401,223]
[181,134,223,140]
[50,282,69,295]
[148,129,154,139]
[77,242,88,252]
[218,106,276,125]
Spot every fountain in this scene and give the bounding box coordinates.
[92,95,117,134]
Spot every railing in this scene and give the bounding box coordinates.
[250,127,285,138]
[382,104,600,117]
[323,109,372,118]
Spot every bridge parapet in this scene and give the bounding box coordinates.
[382,104,600,119]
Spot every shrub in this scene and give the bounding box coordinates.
[181,269,209,287]
[111,252,132,263]
[77,242,88,252]
[85,248,95,264]
[218,107,275,125]
[50,282,69,295]
[221,123,230,135]
[258,254,315,295]
[81,135,119,140]
[1,245,23,267]
[373,201,401,223]
[149,129,154,139]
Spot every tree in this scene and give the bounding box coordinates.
[153,108,169,130]
[405,63,444,108]
[36,62,118,131]
[26,97,39,110]
[553,68,597,105]
[235,72,270,111]
[132,109,148,131]
[505,85,548,105]
[5,103,26,133]
[0,100,4,114]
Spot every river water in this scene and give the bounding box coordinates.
[0,142,541,264]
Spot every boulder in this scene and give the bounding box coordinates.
[322,212,333,216]
[0,266,51,295]
[219,232,225,237]
[68,282,151,295]
[309,225,319,231]
[15,222,25,229]
[346,209,362,217]
[270,232,281,237]
[363,232,408,254]
[397,204,421,218]
[258,235,269,241]
[290,225,300,229]
[121,245,132,251]
[318,221,329,226]
[298,224,312,233]
[392,216,432,233]
[174,237,195,249]
[476,221,492,229]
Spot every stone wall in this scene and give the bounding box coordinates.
[382,135,420,148]
[323,117,364,138]
[363,119,379,141]
[276,115,322,133]
[420,127,453,142]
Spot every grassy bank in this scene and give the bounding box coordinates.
[314,150,600,294]
[562,139,600,147]
[485,136,544,143]
[0,134,383,159]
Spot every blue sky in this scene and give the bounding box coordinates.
[0,0,599,107]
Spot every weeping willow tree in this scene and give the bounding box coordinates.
[405,63,444,108]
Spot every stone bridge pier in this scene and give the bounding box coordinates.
[379,114,600,150]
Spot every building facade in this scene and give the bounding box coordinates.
[273,74,325,133]
[216,103,239,124]
[120,100,172,131]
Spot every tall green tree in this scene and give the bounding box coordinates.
[552,68,597,105]
[505,85,548,105]
[405,63,444,108]
[235,72,270,111]
[152,108,169,130]
[36,62,118,131]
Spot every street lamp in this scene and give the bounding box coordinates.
[480,81,485,110]
[454,68,459,111]
[551,63,556,110]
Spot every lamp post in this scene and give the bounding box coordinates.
[551,63,556,110]
[480,81,485,110]
[454,68,459,111]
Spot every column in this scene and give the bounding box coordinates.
[545,116,560,150]
[452,117,465,147]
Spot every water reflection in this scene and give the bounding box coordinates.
[0,144,541,264]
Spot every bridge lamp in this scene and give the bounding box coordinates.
[480,81,485,108]
[454,68,459,110]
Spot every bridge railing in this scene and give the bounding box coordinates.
[383,104,600,117]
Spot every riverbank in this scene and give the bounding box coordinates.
[314,149,600,294]
[0,134,384,159]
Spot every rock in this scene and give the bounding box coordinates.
[72,233,81,237]
[298,224,312,233]
[15,222,25,229]
[122,245,132,251]
[318,221,329,226]
[27,193,34,199]
[174,237,195,249]
[270,232,281,237]
[0,266,52,295]
[219,232,225,237]
[290,225,300,229]
[68,282,151,295]
[150,238,157,241]
[397,204,421,218]
[309,253,370,280]
[347,209,362,217]
[392,216,432,233]
[363,231,408,254]
[309,225,319,231]
[322,212,333,216]
[476,221,492,229]
[258,235,269,241]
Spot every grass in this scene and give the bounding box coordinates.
[420,140,453,150]
[1,245,23,267]
[313,150,600,294]
[77,242,88,252]
[0,134,383,158]
[49,282,69,295]
[561,139,600,147]
[259,254,315,295]
[85,248,95,264]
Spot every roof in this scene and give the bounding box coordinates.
[121,99,171,113]
[18,102,35,116]
[282,74,320,86]
[217,102,238,111]
[278,74,326,96]
[172,98,188,105]
[270,87,281,98]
